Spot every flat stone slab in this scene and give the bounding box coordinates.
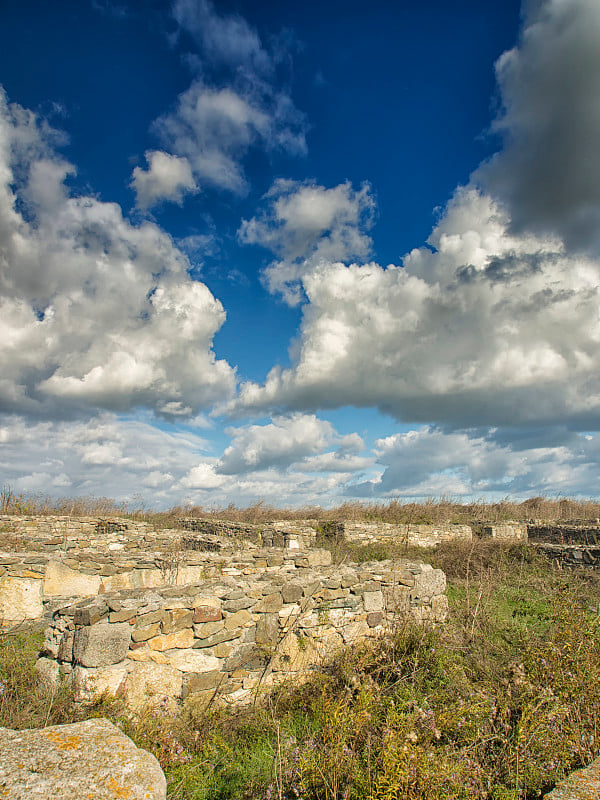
[0,718,166,799]
[546,757,600,798]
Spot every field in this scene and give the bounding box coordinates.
[2,515,600,799]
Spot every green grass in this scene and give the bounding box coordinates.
[2,541,600,799]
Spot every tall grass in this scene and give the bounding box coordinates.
[2,540,600,798]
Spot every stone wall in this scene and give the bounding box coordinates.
[338,521,473,548]
[482,523,528,541]
[37,559,448,709]
[0,547,333,628]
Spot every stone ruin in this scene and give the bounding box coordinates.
[0,513,461,709]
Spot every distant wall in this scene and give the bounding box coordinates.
[339,521,473,548]
[482,523,528,542]
[38,559,448,709]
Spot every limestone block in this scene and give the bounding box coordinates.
[271,633,319,672]
[35,656,60,685]
[193,605,222,623]
[73,663,129,702]
[161,608,193,634]
[0,718,166,800]
[168,649,220,673]
[255,593,283,613]
[340,619,370,644]
[0,576,43,624]
[193,620,224,638]
[282,582,303,604]
[43,560,101,598]
[383,584,411,614]
[224,643,268,671]
[73,622,132,668]
[126,662,182,710]
[256,613,279,645]
[412,569,446,598]
[224,609,253,629]
[147,628,194,651]
[431,594,449,622]
[363,590,384,612]
[57,629,74,662]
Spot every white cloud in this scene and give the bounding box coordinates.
[228,187,600,428]
[133,0,307,208]
[217,413,359,475]
[131,150,196,209]
[172,0,271,75]
[480,0,600,252]
[351,425,600,500]
[0,89,235,417]
[239,179,375,304]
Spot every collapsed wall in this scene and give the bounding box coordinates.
[37,559,448,709]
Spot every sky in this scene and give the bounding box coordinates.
[1,0,600,508]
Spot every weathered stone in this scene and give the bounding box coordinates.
[43,560,102,599]
[109,608,136,623]
[136,610,164,626]
[0,719,166,800]
[168,649,220,673]
[224,609,253,629]
[255,593,283,613]
[72,622,131,668]
[282,583,303,604]
[363,591,384,612]
[193,620,224,638]
[161,608,193,634]
[74,603,108,626]
[73,663,129,701]
[184,670,223,695]
[366,611,385,627]
[35,656,60,685]
[0,576,43,624]
[193,605,222,623]
[147,628,194,651]
[213,643,233,657]
[224,644,268,671]
[131,622,161,642]
[193,628,241,648]
[256,613,279,645]
[57,629,74,662]
[223,596,254,612]
[126,662,182,710]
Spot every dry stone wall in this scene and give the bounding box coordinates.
[338,521,473,548]
[38,559,448,709]
[0,547,333,628]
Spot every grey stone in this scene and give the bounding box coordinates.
[0,718,166,800]
[256,613,279,645]
[193,628,241,649]
[73,622,131,667]
[282,583,303,604]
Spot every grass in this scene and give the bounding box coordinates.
[2,538,600,798]
[4,486,600,527]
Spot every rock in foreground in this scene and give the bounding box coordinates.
[0,718,166,799]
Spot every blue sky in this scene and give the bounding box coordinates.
[2,0,600,508]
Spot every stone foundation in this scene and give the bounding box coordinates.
[38,559,448,709]
[337,521,473,548]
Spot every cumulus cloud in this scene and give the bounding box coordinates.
[217,414,367,475]
[480,0,600,251]
[133,1,306,208]
[228,187,600,428]
[0,411,371,508]
[351,425,600,500]
[239,179,375,304]
[0,89,235,417]
[131,150,196,209]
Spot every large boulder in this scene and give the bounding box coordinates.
[0,718,166,799]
